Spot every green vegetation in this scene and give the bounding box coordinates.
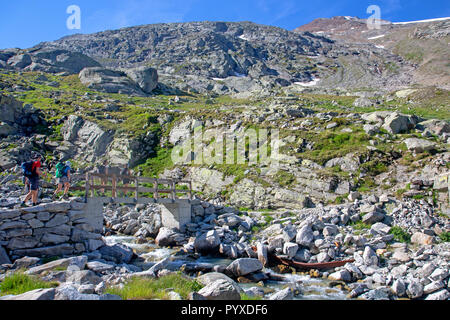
[0,272,58,296]
[360,160,388,176]
[273,170,296,187]
[240,293,262,300]
[389,226,411,243]
[105,274,203,300]
[137,147,174,178]
[356,177,378,193]
[299,129,370,165]
[438,232,450,242]
[349,221,371,230]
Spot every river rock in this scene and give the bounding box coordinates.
[328,270,352,282]
[268,287,294,300]
[423,281,445,295]
[283,242,299,259]
[193,230,221,254]
[256,243,269,267]
[362,246,378,266]
[295,224,314,248]
[86,260,116,273]
[225,258,263,277]
[198,278,241,300]
[55,284,121,300]
[406,279,424,299]
[425,289,450,300]
[360,287,391,300]
[0,288,55,300]
[98,244,134,264]
[12,256,40,269]
[66,270,102,285]
[429,268,449,282]
[391,279,406,297]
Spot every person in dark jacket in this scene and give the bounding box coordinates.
[21,154,43,206]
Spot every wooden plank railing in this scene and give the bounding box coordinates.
[69,173,192,203]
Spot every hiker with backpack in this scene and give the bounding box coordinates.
[21,154,43,207]
[52,160,72,200]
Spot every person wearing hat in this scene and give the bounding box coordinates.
[52,160,72,200]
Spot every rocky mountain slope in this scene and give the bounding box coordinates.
[1,21,417,95]
[294,16,450,90]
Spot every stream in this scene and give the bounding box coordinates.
[104,235,350,300]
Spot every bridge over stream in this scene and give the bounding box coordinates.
[71,173,195,232]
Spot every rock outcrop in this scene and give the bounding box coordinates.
[0,48,101,74]
[79,66,158,96]
[60,115,113,162]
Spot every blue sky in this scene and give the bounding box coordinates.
[1,0,449,49]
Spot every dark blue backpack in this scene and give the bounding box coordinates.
[21,161,35,178]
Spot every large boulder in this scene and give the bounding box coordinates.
[382,112,415,134]
[404,138,436,153]
[225,258,263,277]
[417,119,450,136]
[268,287,294,300]
[98,244,134,264]
[79,67,155,96]
[295,224,314,248]
[193,230,221,254]
[122,66,158,94]
[54,284,121,300]
[197,279,241,300]
[66,270,102,285]
[27,256,87,275]
[155,227,185,247]
[0,288,55,300]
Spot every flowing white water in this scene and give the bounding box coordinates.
[104,235,350,300]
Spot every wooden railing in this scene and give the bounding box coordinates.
[70,173,192,202]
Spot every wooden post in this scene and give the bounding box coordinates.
[84,172,90,203]
[90,175,94,197]
[135,177,139,201]
[189,181,192,200]
[153,179,159,200]
[171,181,176,201]
[112,175,117,198]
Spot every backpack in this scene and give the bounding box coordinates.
[21,161,35,178]
[62,165,70,177]
[55,162,65,178]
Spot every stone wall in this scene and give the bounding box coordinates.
[0,199,104,263]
